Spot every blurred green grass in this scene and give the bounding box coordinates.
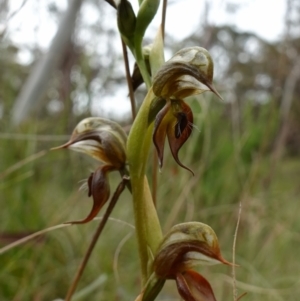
[1,98,300,301]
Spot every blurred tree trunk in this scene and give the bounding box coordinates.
[272,0,300,160]
[11,0,83,126]
[272,54,300,159]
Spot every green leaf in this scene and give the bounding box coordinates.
[147,96,166,125]
[142,274,165,301]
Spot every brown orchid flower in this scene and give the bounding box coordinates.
[150,47,222,173]
[140,222,233,301]
[52,117,127,224]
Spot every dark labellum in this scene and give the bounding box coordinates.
[175,112,188,139]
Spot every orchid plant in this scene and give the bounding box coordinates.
[53,0,235,300]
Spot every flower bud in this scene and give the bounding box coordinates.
[152,47,223,100]
[117,0,136,49]
[135,0,160,48]
[52,117,127,170]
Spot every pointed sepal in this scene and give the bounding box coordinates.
[65,165,113,224]
[176,270,217,301]
[152,102,170,168]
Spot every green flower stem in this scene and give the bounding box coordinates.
[135,44,152,89]
[127,88,163,284]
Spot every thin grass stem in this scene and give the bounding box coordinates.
[161,0,168,40]
[0,150,47,180]
[232,202,242,301]
[121,38,136,120]
[236,292,247,301]
[65,177,128,301]
[0,217,134,255]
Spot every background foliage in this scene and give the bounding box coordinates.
[1,0,300,300]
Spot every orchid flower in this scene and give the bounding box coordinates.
[140,222,232,301]
[52,117,127,224]
[150,47,222,173]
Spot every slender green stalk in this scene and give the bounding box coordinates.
[135,45,152,88]
[127,88,163,284]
